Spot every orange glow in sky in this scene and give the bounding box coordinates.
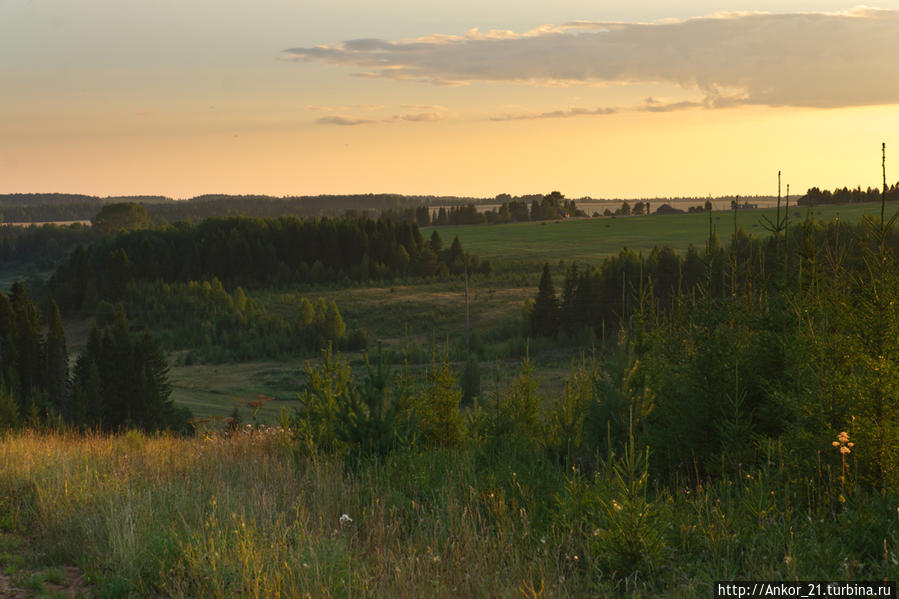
[2,1,898,199]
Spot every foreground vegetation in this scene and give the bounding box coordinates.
[1,425,896,598]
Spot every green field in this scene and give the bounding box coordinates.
[432,201,895,268]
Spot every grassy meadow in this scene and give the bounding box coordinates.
[2,429,896,598]
[432,201,891,268]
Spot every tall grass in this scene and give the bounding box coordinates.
[1,429,897,598]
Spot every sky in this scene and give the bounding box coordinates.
[1,1,898,200]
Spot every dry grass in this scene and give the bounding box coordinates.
[2,430,897,597]
[0,430,584,598]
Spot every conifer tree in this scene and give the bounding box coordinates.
[297,297,315,330]
[323,300,347,342]
[429,229,443,253]
[10,283,42,401]
[415,353,464,448]
[0,383,18,430]
[337,346,411,455]
[44,301,69,414]
[532,263,560,337]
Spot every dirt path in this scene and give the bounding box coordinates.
[0,533,88,598]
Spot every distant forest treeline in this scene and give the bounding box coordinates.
[0,193,487,224]
[48,215,489,313]
[7,184,896,225]
[382,191,585,226]
[0,223,95,269]
[798,183,899,206]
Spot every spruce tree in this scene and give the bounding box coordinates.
[429,230,443,253]
[10,283,42,401]
[44,301,69,415]
[532,263,560,337]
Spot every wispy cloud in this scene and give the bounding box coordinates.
[306,104,385,112]
[316,111,452,126]
[395,112,446,122]
[490,106,617,121]
[316,115,377,126]
[401,104,449,112]
[487,97,723,121]
[285,8,899,108]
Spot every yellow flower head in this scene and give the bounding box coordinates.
[838,431,850,444]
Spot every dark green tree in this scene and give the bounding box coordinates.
[429,230,443,253]
[531,263,560,337]
[44,301,69,414]
[91,202,150,235]
[10,283,42,403]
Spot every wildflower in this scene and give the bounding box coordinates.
[832,441,841,447]
[838,431,849,444]
[611,500,622,511]
[339,513,352,525]
[840,446,851,454]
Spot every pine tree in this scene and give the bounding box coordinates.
[560,262,579,336]
[10,283,42,401]
[323,300,347,342]
[132,332,175,430]
[297,298,315,328]
[0,383,18,430]
[446,236,464,273]
[429,230,443,253]
[337,346,411,455]
[415,353,464,448]
[532,263,560,337]
[44,301,69,414]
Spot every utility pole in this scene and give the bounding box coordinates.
[881,142,887,235]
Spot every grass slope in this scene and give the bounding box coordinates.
[431,202,895,268]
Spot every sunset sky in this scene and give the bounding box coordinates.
[2,1,898,200]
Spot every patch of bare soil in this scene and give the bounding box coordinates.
[0,535,89,599]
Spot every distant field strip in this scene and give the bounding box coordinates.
[431,202,894,266]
